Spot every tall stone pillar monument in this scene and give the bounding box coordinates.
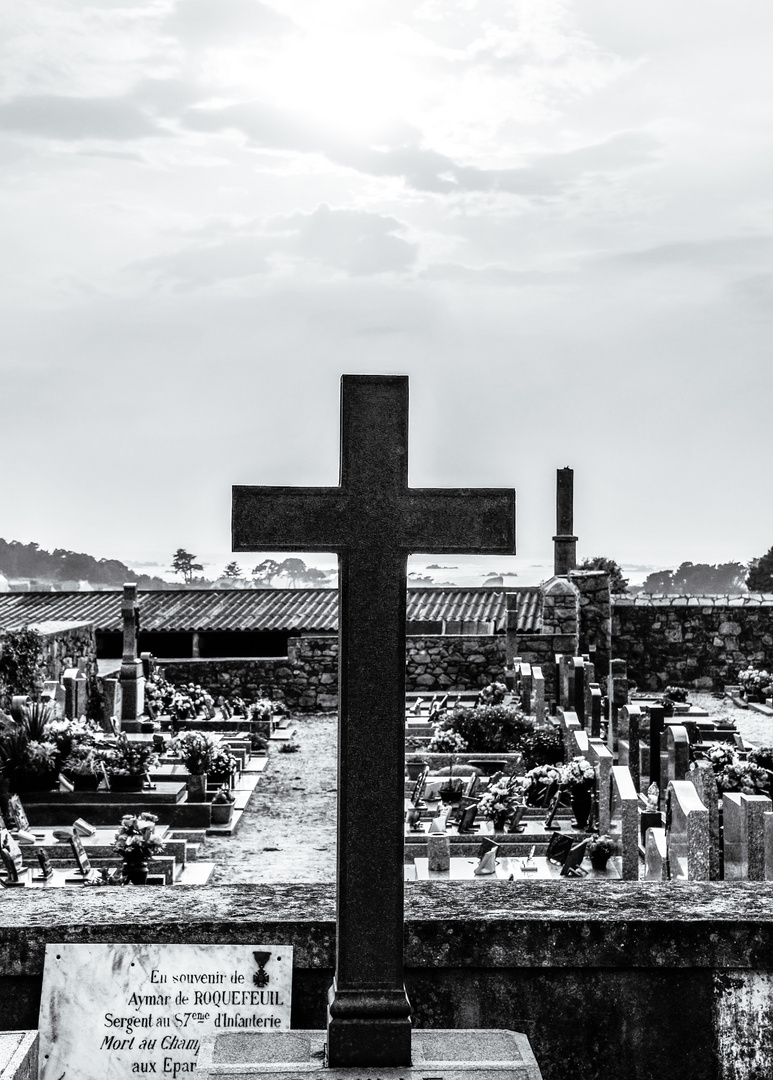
[553,466,577,575]
[119,583,144,722]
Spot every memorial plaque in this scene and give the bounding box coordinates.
[39,943,293,1080]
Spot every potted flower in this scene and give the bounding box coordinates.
[172,731,218,801]
[524,763,561,807]
[113,812,165,885]
[477,775,527,832]
[210,785,236,825]
[102,734,159,791]
[209,745,239,787]
[587,833,616,871]
[0,702,59,793]
[559,756,596,831]
[61,747,103,791]
[738,666,773,703]
[406,755,426,782]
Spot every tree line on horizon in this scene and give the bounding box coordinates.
[581,551,773,595]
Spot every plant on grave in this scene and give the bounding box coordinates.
[663,686,688,703]
[249,699,275,724]
[171,731,218,775]
[523,762,562,806]
[714,759,769,796]
[704,743,736,772]
[211,785,236,806]
[278,739,300,754]
[748,745,773,772]
[249,731,268,753]
[426,725,467,754]
[113,812,165,866]
[101,733,159,777]
[587,834,617,860]
[0,700,59,791]
[436,703,533,754]
[208,744,239,783]
[559,756,596,791]
[60,746,103,778]
[43,716,100,760]
[477,774,528,824]
[737,666,773,697]
[477,681,507,706]
[517,728,564,769]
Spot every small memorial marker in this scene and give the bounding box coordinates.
[39,943,293,1080]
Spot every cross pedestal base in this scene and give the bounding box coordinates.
[195,1029,543,1080]
[326,981,412,1067]
[119,659,145,722]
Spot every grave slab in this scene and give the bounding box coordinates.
[0,1031,37,1080]
[195,1030,543,1080]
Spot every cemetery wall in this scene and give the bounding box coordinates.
[612,595,773,689]
[160,635,507,709]
[3,882,773,1080]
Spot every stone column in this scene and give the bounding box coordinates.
[119,583,145,723]
[553,467,578,575]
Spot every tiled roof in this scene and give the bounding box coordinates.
[0,586,542,634]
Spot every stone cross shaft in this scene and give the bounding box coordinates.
[232,374,515,1068]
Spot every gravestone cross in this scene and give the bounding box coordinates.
[232,375,515,1068]
[119,583,144,722]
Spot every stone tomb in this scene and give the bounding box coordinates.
[608,765,639,880]
[687,762,721,880]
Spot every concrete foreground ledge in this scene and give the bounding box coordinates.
[195,1030,542,1080]
[0,1031,37,1080]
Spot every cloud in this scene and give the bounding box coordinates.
[599,235,773,271]
[163,0,297,46]
[419,263,548,285]
[183,101,659,195]
[0,95,162,140]
[136,204,416,285]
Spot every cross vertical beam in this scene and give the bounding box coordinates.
[232,374,515,1068]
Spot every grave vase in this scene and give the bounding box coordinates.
[492,811,510,832]
[570,785,592,830]
[589,849,611,871]
[122,860,149,885]
[187,773,208,802]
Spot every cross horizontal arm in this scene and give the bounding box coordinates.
[398,488,516,555]
[232,486,349,552]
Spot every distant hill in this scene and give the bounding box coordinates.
[0,539,172,590]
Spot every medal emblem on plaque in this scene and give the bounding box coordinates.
[253,951,271,987]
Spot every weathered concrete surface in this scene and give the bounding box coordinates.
[2,884,773,1080]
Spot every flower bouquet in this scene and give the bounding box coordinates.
[426,726,468,754]
[477,775,528,830]
[113,812,164,884]
[102,734,159,790]
[209,744,239,786]
[524,763,562,806]
[738,666,772,702]
[559,756,596,791]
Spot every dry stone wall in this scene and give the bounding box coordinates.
[613,595,773,690]
[161,634,508,710]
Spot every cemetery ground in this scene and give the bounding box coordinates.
[203,692,768,885]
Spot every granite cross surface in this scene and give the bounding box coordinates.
[232,374,516,1068]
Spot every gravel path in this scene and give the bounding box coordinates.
[206,713,337,885]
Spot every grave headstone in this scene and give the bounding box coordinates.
[519,662,532,713]
[765,812,773,880]
[644,827,668,880]
[666,780,710,881]
[646,703,666,790]
[119,583,145,722]
[723,792,772,880]
[666,724,690,784]
[617,704,642,791]
[588,739,614,835]
[40,681,66,718]
[572,656,585,725]
[532,666,546,724]
[231,374,515,1068]
[609,765,639,880]
[588,684,602,739]
[62,668,87,722]
[687,762,721,880]
[140,651,156,682]
[607,658,628,753]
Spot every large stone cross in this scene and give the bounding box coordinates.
[232,374,515,1067]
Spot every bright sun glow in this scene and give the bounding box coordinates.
[238,30,429,142]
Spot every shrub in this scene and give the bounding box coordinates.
[438,704,533,754]
[518,729,563,768]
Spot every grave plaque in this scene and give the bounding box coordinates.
[39,943,293,1080]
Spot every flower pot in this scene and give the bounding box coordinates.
[109,775,144,792]
[66,772,100,792]
[123,861,149,885]
[187,774,208,802]
[570,786,592,831]
[140,722,155,734]
[406,762,425,781]
[589,851,611,872]
[211,802,234,825]
[492,812,509,832]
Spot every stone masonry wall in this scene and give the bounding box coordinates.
[160,634,508,710]
[570,569,612,673]
[1,882,773,1080]
[38,623,98,685]
[613,595,773,690]
[405,636,506,692]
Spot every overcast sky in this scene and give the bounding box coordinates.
[1,1,771,581]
